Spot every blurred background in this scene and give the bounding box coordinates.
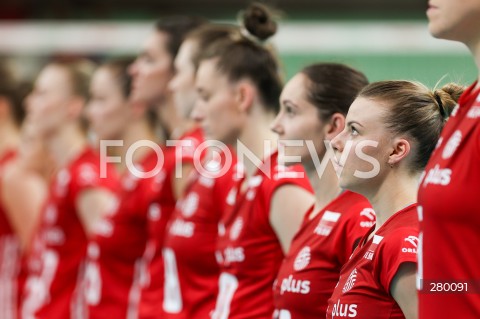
[0,0,476,87]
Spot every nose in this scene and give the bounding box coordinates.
[168,75,178,93]
[191,100,204,122]
[330,130,345,153]
[270,113,284,136]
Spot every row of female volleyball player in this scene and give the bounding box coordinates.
[1,1,479,318]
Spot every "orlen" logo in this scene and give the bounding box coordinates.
[402,236,419,253]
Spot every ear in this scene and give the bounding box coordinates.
[234,81,255,113]
[388,137,411,166]
[324,113,345,141]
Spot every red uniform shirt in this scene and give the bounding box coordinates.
[86,149,164,319]
[139,128,204,319]
[0,150,20,319]
[21,147,118,319]
[162,148,237,319]
[212,152,313,319]
[326,204,418,319]
[418,83,480,318]
[273,191,374,319]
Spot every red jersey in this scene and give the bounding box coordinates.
[85,149,165,319]
[212,151,313,319]
[0,150,20,319]
[326,204,419,319]
[418,82,480,318]
[138,128,204,319]
[273,191,374,319]
[162,148,237,319]
[21,147,118,319]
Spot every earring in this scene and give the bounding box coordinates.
[389,163,394,168]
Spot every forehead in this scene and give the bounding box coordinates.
[347,96,386,125]
[37,65,69,88]
[196,58,227,87]
[143,30,170,56]
[281,73,308,102]
[175,39,196,68]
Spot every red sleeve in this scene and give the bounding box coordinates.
[336,204,375,265]
[69,162,117,203]
[263,163,313,213]
[376,228,419,294]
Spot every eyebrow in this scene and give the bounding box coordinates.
[281,99,299,109]
[347,120,364,127]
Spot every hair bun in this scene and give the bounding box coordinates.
[242,2,278,41]
[433,83,464,118]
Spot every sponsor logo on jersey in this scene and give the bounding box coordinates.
[314,211,341,236]
[342,269,357,293]
[44,226,66,245]
[44,204,58,225]
[364,235,383,260]
[442,130,462,159]
[422,164,452,187]
[230,217,244,240]
[467,106,480,119]
[359,208,376,228]
[293,246,311,271]
[148,203,162,221]
[179,192,199,218]
[79,164,98,186]
[402,235,419,253]
[169,219,195,238]
[331,299,358,318]
[223,247,245,264]
[280,275,311,295]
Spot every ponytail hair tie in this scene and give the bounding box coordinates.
[434,92,447,119]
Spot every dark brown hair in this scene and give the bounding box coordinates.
[301,63,369,121]
[185,23,240,73]
[198,3,282,113]
[0,60,28,126]
[155,16,208,60]
[359,80,464,172]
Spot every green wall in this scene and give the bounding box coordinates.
[280,53,477,87]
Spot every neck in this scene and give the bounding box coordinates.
[119,118,157,171]
[0,121,21,156]
[46,124,87,168]
[367,170,418,230]
[305,161,342,213]
[237,108,278,178]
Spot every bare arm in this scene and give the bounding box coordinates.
[2,164,47,251]
[269,184,315,253]
[391,262,418,319]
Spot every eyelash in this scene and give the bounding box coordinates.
[350,125,359,136]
